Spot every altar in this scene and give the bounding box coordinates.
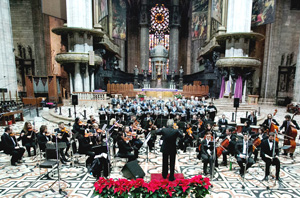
[141,88,179,98]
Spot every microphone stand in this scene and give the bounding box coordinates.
[211,131,217,180]
[241,135,249,191]
[105,120,120,177]
[48,130,67,196]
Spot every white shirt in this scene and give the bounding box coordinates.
[242,140,247,154]
[268,140,273,151]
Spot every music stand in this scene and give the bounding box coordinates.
[47,135,68,196]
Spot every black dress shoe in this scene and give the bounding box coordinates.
[276,177,283,182]
[169,177,175,181]
[263,176,268,181]
[11,163,17,166]
[65,153,70,157]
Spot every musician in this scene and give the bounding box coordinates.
[183,123,195,152]
[199,105,206,118]
[38,125,54,152]
[93,123,106,145]
[280,114,300,157]
[87,115,97,125]
[262,114,279,131]
[180,106,188,122]
[73,117,86,137]
[242,121,251,134]
[156,119,183,181]
[145,120,157,151]
[128,129,143,159]
[235,132,254,176]
[219,128,237,166]
[207,102,217,122]
[162,106,169,119]
[218,114,228,134]
[98,105,107,123]
[251,128,268,162]
[247,111,257,125]
[202,114,212,126]
[2,126,25,166]
[143,112,153,123]
[114,104,123,120]
[111,95,119,108]
[106,104,115,120]
[123,105,132,122]
[20,122,37,157]
[260,132,281,181]
[201,132,218,176]
[77,133,95,167]
[54,122,70,162]
[116,131,136,161]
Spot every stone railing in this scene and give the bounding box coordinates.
[72,92,107,101]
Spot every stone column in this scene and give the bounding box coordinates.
[83,63,90,92]
[74,63,82,92]
[0,0,17,99]
[69,73,73,94]
[90,71,95,92]
[140,0,149,71]
[293,37,300,103]
[169,0,180,73]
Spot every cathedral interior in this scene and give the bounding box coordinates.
[0,0,300,197]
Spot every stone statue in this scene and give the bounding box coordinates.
[171,71,175,81]
[179,66,184,78]
[134,65,139,76]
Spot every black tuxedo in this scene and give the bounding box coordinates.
[201,139,218,175]
[117,138,136,161]
[235,140,254,175]
[37,133,54,152]
[218,119,228,134]
[260,139,280,179]
[1,133,25,165]
[262,119,279,131]
[78,135,95,165]
[156,127,183,180]
[218,134,237,165]
[247,115,257,125]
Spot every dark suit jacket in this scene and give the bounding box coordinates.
[247,115,257,125]
[218,119,228,127]
[235,140,253,157]
[1,133,17,154]
[262,119,279,130]
[156,127,183,154]
[201,139,214,156]
[280,120,300,132]
[260,139,279,159]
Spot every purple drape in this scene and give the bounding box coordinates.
[219,76,225,98]
[234,76,243,100]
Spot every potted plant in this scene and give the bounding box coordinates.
[174,92,182,99]
[138,92,146,101]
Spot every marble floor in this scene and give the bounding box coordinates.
[0,101,299,197]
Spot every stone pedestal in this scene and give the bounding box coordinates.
[134,77,139,88]
[179,78,183,89]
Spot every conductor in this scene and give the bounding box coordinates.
[156,119,183,181]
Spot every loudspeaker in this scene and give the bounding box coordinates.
[72,95,78,105]
[234,98,239,108]
[121,160,145,179]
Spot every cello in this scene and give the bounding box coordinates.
[284,112,298,154]
[267,109,279,143]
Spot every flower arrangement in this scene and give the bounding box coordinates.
[137,92,146,98]
[94,175,211,198]
[174,92,182,99]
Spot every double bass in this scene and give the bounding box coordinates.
[284,112,298,154]
[267,109,279,143]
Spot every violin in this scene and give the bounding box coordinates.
[173,123,179,129]
[61,127,69,134]
[186,127,193,136]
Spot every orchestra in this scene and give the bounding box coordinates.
[1,95,298,184]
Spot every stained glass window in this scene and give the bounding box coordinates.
[149,4,170,73]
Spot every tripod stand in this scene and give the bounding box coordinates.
[47,132,68,196]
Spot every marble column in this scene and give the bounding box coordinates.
[90,67,95,92]
[69,73,73,94]
[83,63,90,92]
[74,63,82,92]
[169,0,180,73]
[293,37,300,103]
[0,0,17,99]
[140,0,149,71]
